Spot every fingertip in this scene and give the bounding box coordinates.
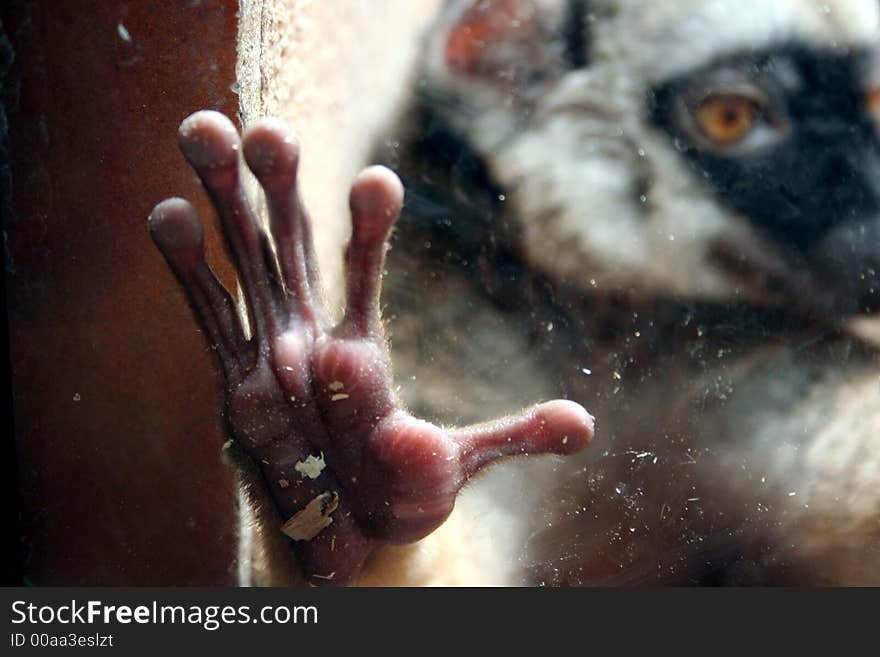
[536,399,595,454]
[355,165,404,208]
[349,166,404,241]
[149,197,205,269]
[177,110,241,171]
[242,118,301,184]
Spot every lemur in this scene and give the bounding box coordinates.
[151,0,880,585]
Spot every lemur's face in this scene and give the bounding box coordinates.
[429,0,880,316]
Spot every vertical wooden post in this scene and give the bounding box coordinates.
[3,0,241,584]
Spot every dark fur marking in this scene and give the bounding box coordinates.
[650,45,880,250]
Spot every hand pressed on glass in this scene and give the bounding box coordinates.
[149,111,593,586]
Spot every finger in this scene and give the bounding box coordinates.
[149,197,250,381]
[242,118,320,324]
[450,400,594,480]
[341,166,404,336]
[177,110,280,343]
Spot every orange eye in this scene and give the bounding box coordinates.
[695,94,760,145]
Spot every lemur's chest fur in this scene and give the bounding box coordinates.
[383,195,880,585]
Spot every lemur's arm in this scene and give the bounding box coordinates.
[148,111,593,586]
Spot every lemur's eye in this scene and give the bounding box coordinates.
[669,82,787,155]
[695,94,760,145]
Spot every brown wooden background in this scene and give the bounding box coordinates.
[3,0,243,584]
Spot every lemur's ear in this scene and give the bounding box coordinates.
[440,0,578,88]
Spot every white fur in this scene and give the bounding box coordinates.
[593,0,880,83]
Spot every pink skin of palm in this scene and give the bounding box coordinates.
[148,110,594,586]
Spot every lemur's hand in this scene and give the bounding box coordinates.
[149,111,593,586]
